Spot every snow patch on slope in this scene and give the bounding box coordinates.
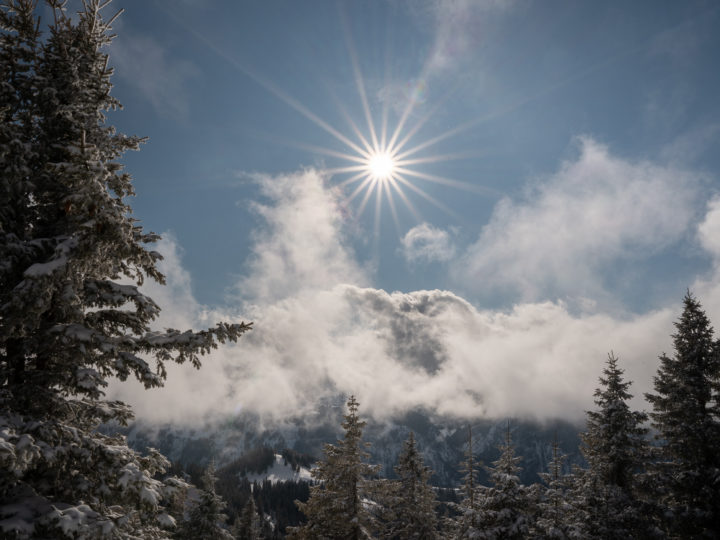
[244,454,312,484]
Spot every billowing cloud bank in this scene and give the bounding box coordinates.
[109,142,719,426]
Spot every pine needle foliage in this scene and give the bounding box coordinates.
[376,431,438,539]
[474,425,536,540]
[535,438,573,539]
[175,462,233,540]
[572,353,650,539]
[449,425,481,538]
[288,395,379,540]
[233,495,262,540]
[0,1,250,537]
[645,293,720,537]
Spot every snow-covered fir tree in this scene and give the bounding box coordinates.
[175,462,233,540]
[569,353,651,539]
[448,426,482,538]
[233,495,262,540]
[0,1,250,537]
[472,424,537,540]
[534,438,574,539]
[645,293,720,537]
[375,431,438,539]
[288,395,380,540]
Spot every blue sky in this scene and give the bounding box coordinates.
[103,0,720,423]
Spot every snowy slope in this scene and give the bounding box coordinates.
[244,454,313,484]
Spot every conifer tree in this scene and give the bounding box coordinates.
[376,431,438,539]
[645,293,720,537]
[288,395,379,539]
[234,495,262,540]
[474,424,536,540]
[449,426,482,538]
[572,353,651,539]
[0,1,250,537]
[535,438,573,539]
[175,462,233,540]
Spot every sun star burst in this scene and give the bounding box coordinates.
[367,151,396,181]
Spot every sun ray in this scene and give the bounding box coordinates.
[384,48,455,155]
[388,180,422,223]
[356,178,378,219]
[233,67,369,158]
[328,91,375,156]
[394,174,460,219]
[394,166,501,197]
[380,14,394,152]
[344,176,374,205]
[324,164,370,176]
[387,78,466,156]
[373,179,383,241]
[337,171,371,189]
[394,151,481,167]
[277,140,368,164]
[385,64,436,154]
[383,179,402,236]
[169,15,372,159]
[340,9,380,153]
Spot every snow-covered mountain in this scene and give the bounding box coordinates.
[126,404,583,487]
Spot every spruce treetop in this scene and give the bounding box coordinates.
[644,292,720,536]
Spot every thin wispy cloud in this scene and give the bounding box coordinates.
[111,30,198,120]
[424,0,516,75]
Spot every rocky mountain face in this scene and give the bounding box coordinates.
[126,402,584,487]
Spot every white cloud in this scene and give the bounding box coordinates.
[401,223,455,263]
[422,0,516,75]
[377,0,514,114]
[377,79,429,116]
[697,196,720,258]
[455,137,701,303]
[235,169,367,304]
[111,30,198,119]
[693,197,720,323]
[108,167,694,426]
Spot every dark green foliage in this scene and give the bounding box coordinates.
[288,396,379,539]
[645,293,720,537]
[234,496,262,540]
[220,446,276,478]
[375,432,439,539]
[570,353,651,539]
[0,1,250,536]
[535,439,574,539]
[175,462,233,540]
[474,426,537,540]
[282,448,315,472]
[450,426,481,538]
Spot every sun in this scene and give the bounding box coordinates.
[224,20,496,238]
[367,150,396,180]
